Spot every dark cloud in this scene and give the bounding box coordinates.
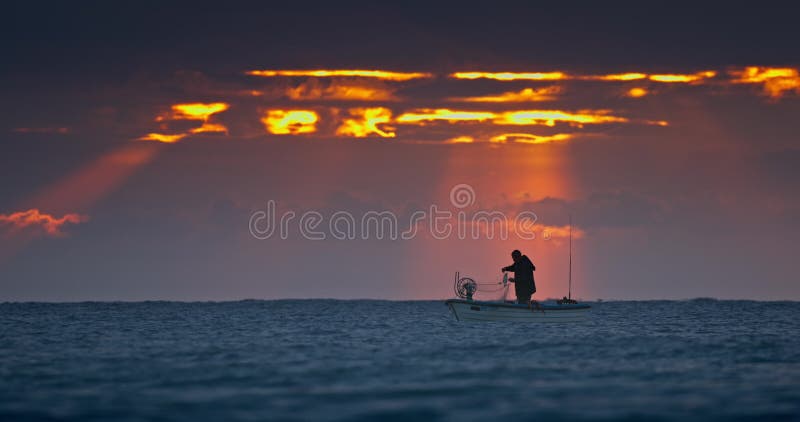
[517,192,666,229]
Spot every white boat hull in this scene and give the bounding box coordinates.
[445,299,590,322]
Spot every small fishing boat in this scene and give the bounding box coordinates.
[445,298,590,322]
[446,216,590,322]
[445,272,591,322]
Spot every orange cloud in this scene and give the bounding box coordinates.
[490,133,573,144]
[169,103,229,120]
[538,224,585,240]
[648,71,716,83]
[449,86,561,102]
[0,209,88,237]
[444,136,475,144]
[450,70,717,84]
[495,110,628,127]
[144,102,230,142]
[262,110,319,134]
[138,133,187,143]
[190,122,228,134]
[285,80,397,101]
[626,87,649,98]
[396,108,628,127]
[450,71,568,81]
[247,69,432,81]
[396,109,497,123]
[729,66,800,99]
[336,107,395,138]
[583,73,648,81]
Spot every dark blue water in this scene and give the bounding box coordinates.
[1,300,798,421]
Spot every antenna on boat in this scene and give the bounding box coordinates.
[568,214,572,300]
[558,215,578,305]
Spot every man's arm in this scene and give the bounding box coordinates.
[501,264,515,272]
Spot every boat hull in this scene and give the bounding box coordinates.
[445,299,590,322]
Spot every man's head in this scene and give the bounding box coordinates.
[511,250,522,262]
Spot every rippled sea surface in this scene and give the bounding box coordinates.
[1,300,799,421]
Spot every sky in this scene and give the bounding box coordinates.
[1,3,799,301]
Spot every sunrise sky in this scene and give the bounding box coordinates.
[1,3,798,301]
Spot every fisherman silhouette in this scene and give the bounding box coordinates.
[501,250,536,304]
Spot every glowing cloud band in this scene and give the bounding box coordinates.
[247,69,433,81]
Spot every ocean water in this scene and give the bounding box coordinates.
[1,300,798,421]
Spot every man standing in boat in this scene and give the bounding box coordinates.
[501,250,536,304]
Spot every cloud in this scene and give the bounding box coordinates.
[449,86,561,103]
[625,87,649,98]
[490,133,573,144]
[335,107,395,138]
[442,133,576,145]
[138,133,186,143]
[516,192,667,230]
[537,224,585,240]
[496,110,628,126]
[0,209,88,237]
[451,71,567,81]
[246,69,433,81]
[582,73,647,81]
[647,71,716,83]
[395,108,628,127]
[729,66,800,100]
[12,127,70,134]
[190,122,228,134]
[167,103,229,120]
[285,80,398,101]
[395,108,497,123]
[140,102,230,143]
[261,109,319,134]
[449,70,716,84]
[444,136,475,144]
[127,66,797,144]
